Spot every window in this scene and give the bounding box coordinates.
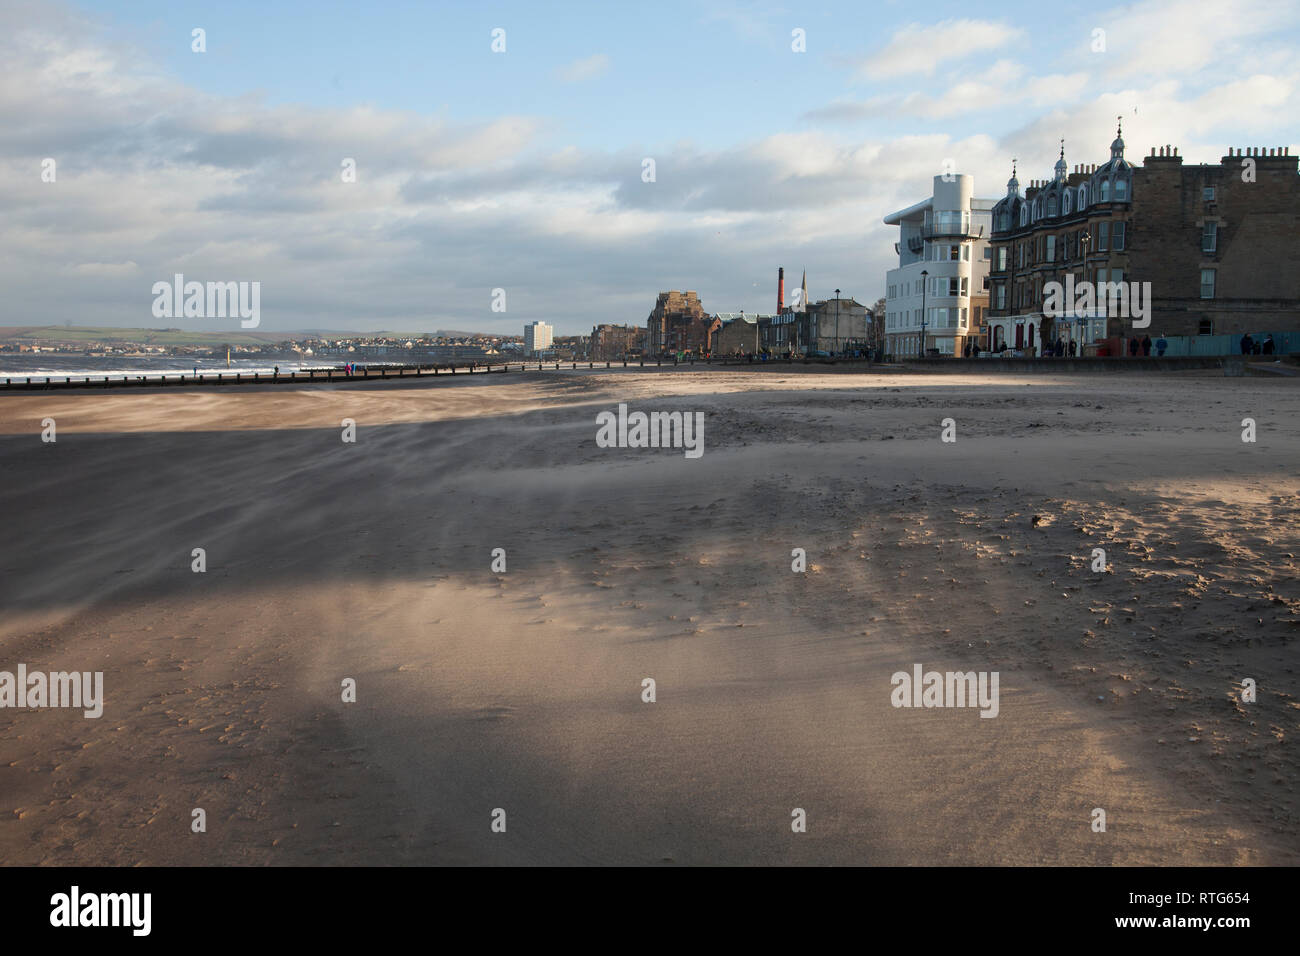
[995,286,1006,309]
[983,246,991,259]
[960,277,969,296]
[1203,186,1216,202]
[1048,197,1057,217]
[1113,221,1125,250]
[962,245,971,261]
[1200,269,1216,299]
[1198,318,1214,335]
[1046,235,1056,262]
[1202,221,1217,253]
[997,247,1008,271]
[960,307,968,327]
[949,245,960,261]
[1098,221,1110,251]
[1020,205,1028,226]
[1079,184,1088,208]
[1063,191,1072,215]
[946,277,959,296]
[1115,178,1127,200]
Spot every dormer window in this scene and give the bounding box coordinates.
[1079,184,1088,207]
[1063,191,1072,215]
[1048,197,1058,217]
[1115,178,1128,201]
[1100,179,1110,201]
[1020,205,1028,226]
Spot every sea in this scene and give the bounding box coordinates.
[0,355,397,383]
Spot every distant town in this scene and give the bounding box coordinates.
[4,132,1298,368]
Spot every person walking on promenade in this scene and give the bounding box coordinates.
[1141,334,1152,356]
[1129,336,1139,356]
[1155,334,1168,357]
[1068,339,1077,357]
[1263,334,1275,355]
[1241,332,1253,355]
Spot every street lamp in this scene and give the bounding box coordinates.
[1079,231,1092,351]
[919,270,928,358]
[834,288,841,355]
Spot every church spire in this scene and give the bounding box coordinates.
[800,270,808,312]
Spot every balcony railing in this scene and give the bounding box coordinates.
[921,222,984,240]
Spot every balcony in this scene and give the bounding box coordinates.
[921,222,984,240]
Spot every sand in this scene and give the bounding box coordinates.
[0,367,1296,865]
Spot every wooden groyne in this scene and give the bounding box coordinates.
[4,353,1284,391]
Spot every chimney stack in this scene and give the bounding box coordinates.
[778,267,785,314]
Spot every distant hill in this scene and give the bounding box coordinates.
[0,325,521,345]
[0,326,285,346]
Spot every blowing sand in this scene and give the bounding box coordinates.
[0,368,1296,865]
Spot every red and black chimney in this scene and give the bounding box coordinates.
[778,267,785,314]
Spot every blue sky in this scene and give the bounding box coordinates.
[3,0,1298,333]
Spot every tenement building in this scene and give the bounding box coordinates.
[986,122,1300,355]
[646,291,719,356]
[589,323,645,360]
[883,174,994,357]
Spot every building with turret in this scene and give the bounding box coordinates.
[986,122,1300,355]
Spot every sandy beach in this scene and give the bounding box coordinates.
[0,367,1296,865]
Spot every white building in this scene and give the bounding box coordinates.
[524,320,553,355]
[883,175,995,357]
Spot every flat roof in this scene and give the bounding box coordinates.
[883,197,932,225]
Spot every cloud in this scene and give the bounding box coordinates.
[1,1,1296,334]
[861,19,1023,79]
[555,53,610,84]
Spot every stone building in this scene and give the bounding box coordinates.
[803,297,872,352]
[646,291,719,356]
[589,323,645,360]
[986,123,1300,355]
[712,314,760,355]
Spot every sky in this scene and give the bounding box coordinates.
[2,0,1298,335]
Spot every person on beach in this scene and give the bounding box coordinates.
[1155,334,1168,357]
